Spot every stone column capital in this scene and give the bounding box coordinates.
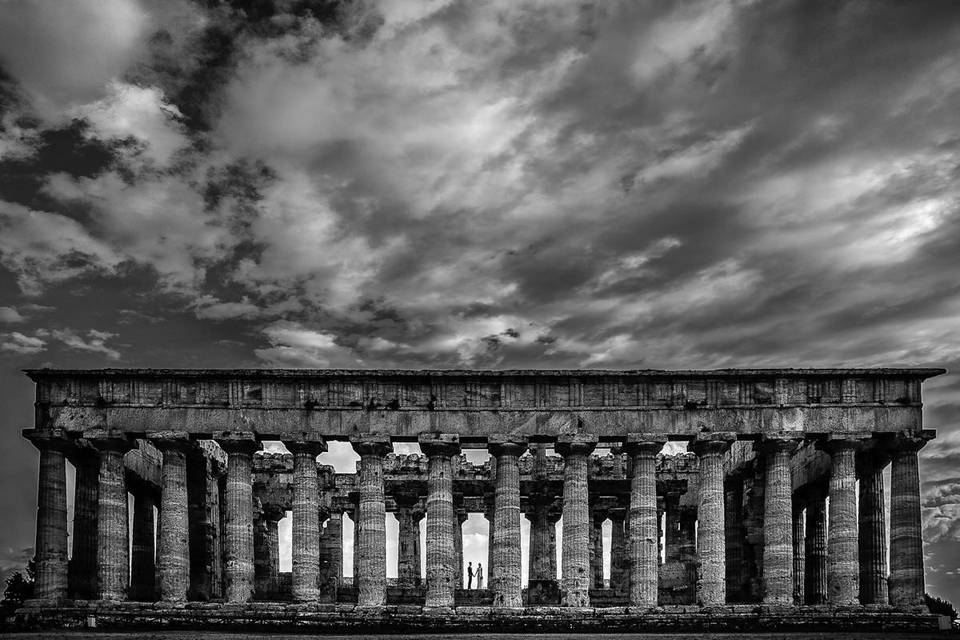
[623,433,667,457]
[82,428,135,453]
[488,434,528,458]
[214,431,261,455]
[690,431,736,457]
[284,435,328,456]
[351,432,393,457]
[418,432,460,458]
[147,430,193,452]
[816,433,870,455]
[887,429,936,455]
[757,433,804,455]
[555,432,598,457]
[23,428,71,451]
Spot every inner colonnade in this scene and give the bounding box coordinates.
[22,368,942,624]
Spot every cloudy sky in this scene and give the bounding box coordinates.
[1,0,959,604]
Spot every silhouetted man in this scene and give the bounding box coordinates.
[467,561,474,589]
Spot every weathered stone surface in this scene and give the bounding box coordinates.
[319,510,343,595]
[625,434,665,606]
[556,433,598,607]
[488,434,527,607]
[68,446,99,600]
[823,436,862,605]
[760,435,801,604]
[690,432,734,606]
[396,502,422,586]
[24,430,69,602]
[858,449,889,605]
[803,486,828,605]
[351,433,392,606]
[151,432,193,602]
[130,491,156,601]
[888,429,934,608]
[419,433,458,608]
[87,430,134,601]
[216,432,261,603]
[285,437,327,602]
[792,503,804,605]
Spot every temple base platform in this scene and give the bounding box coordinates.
[13,601,951,633]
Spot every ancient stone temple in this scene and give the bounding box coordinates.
[17,368,949,632]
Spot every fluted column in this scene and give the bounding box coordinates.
[489,434,527,607]
[625,434,666,606]
[664,494,681,563]
[254,504,283,599]
[396,501,423,586]
[285,436,327,602]
[888,429,934,608]
[761,435,801,605]
[351,433,392,606]
[130,489,156,601]
[418,433,459,608]
[319,510,343,594]
[529,501,554,581]
[69,447,99,600]
[858,446,889,605]
[691,432,735,606]
[803,486,828,604]
[216,432,261,603]
[454,508,466,588]
[556,433,598,607]
[822,436,862,605]
[724,477,744,601]
[792,503,805,605]
[87,430,133,601]
[25,430,70,602]
[590,514,604,589]
[150,432,192,602]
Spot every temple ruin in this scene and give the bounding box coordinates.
[16,367,949,632]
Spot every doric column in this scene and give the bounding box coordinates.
[664,493,681,563]
[489,434,527,607]
[25,430,70,602]
[803,485,828,604]
[760,435,801,605]
[396,500,423,586]
[68,446,99,600]
[216,432,261,603]
[823,436,862,605]
[528,501,554,581]
[590,514,603,589]
[888,430,934,608]
[609,510,628,593]
[87,430,134,601]
[454,508,466,589]
[557,433,598,607]
[792,502,805,605]
[187,447,224,601]
[285,436,327,602]
[418,433,459,607]
[691,432,735,606]
[130,489,157,601]
[625,434,666,606]
[351,433,392,607]
[484,504,495,583]
[858,446,889,605]
[150,431,192,602]
[319,510,343,594]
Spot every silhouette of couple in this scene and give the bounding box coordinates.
[466,561,484,589]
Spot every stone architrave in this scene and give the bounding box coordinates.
[150,431,193,602]
[803,485,828,605]
[888,430,934,608]
[858,447,890,605]
[488,434,528,607]
[821,435,864,605]
[419,433,460,608]
[24,430,70,602]
[556,432,598,607]
[285,435,328,602]
[691,432,735,606]
[215,432,262,603]
[350,433,392,607]
[759,435,802,605]
[624,434,666,606]
[86,430,134,601]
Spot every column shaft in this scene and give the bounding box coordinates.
[288,439,326,602]
[889,431,932,608]
[804,491,828,604]
[692,433,734,606]
[31,435,69,602]
[352,434,391,606]
[95,439,131,601]
[397,506,422,586]
[529,504,553,581]
[154,436,191,602]
[609,515,627,593]
[724,479,744,601]
[590,517,603,589]
[489,436,526,607]
[792,506,805,605]
[319,511,343,594]
[219,435,259,603]
[827,439,859,605]
[558,434,598,607]
[627,436,664,606]
[130,492,156,601]
[420,434,459,608]
[70,452,99,599]
[761,438,799,604]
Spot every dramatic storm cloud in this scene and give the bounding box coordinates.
[1,0,959,603]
